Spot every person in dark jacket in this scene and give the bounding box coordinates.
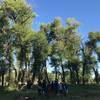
[42,80,47,95]
[62,81,68,96]
[53,80,59,95]
[37,80,42,95]
[27,79,32,89]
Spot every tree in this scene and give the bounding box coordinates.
[31,31,49,82]
[87,32,100,84]
[63,18,81,83]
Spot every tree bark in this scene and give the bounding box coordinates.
[82,60,86,85]
[93,68,99,84]
[75,67,80,84]
[55,66,58,80]
[61,65,65,82]
[1,72,4,87]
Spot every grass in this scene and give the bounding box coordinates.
[0,85,100,100]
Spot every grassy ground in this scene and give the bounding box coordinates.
[0,85,100,100]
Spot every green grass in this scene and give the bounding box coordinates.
[0,85,100,100]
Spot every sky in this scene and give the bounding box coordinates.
[27,0,100,41]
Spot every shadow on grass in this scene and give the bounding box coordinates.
[0,85,100,100]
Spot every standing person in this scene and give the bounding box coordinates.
[53,80,59,95]
[47,81,52,96]
[65,83,69,94]
[62,81,68,96]
[59,82,63,95]
[27,79,32,89]
[42,80,47,95]
[51,81,55,95]
[37,80,42,95]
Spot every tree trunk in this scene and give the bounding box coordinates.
[44,67,49,82]
[14,68,17,80]
[8,67,11,86]
[32,66,37,83]
[75,67,80,84]
[55,66,58,80]
[61,65,65,82]
[82,61,86,85]
[93,68,99,84]
[18,70,22,82]
[1,72,4,87]
[32,72,36,83]
[81,43,87,85]
[45,70,49,82]
[42,60,49,82]
[69,68,72,84]
[21,69,25,83]
[8,56,12,86]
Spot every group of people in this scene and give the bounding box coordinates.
[37,80,68,96]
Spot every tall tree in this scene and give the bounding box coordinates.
[63,18,81,83]
[31,31,49,82]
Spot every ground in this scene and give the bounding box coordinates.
[0,85,100,100]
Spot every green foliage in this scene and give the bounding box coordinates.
[32,31,49,61]
[88,32,100,42]
[3,0,35,24]
[64,18,81,60]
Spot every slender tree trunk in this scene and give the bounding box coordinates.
[38,72,42,82]
[75,67,80,84]
[0,75,1,85]
[21,69,25,83]
[32,72,36,83]
[93,68,99,84]
[8,55,11,86]
[43,66,49,82]
[55,66,58,80]
[14,68,17,80]
[82,66,85,85]
[8,67,11,86]
[81,42,87,85]
[82,60,86,85]
[60,58,65,82]
[20,46,26,83]
[61,65,65,82]
[25,52,29,81]
[18,70,22,82]
[69,68,74,84]
[1,72,4,87]
[43,60,49,82]
[45,69,49,82]
[32,65,37,83]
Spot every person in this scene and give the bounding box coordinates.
[37,80,42,95]
[42,80,47,95]
[59,82,63,95]
[27,79,32,89]
[47,81,52,96]
[51,81,55,95]
[65,83,68,94]
[62,81,68,96]
[53,80,59,95]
